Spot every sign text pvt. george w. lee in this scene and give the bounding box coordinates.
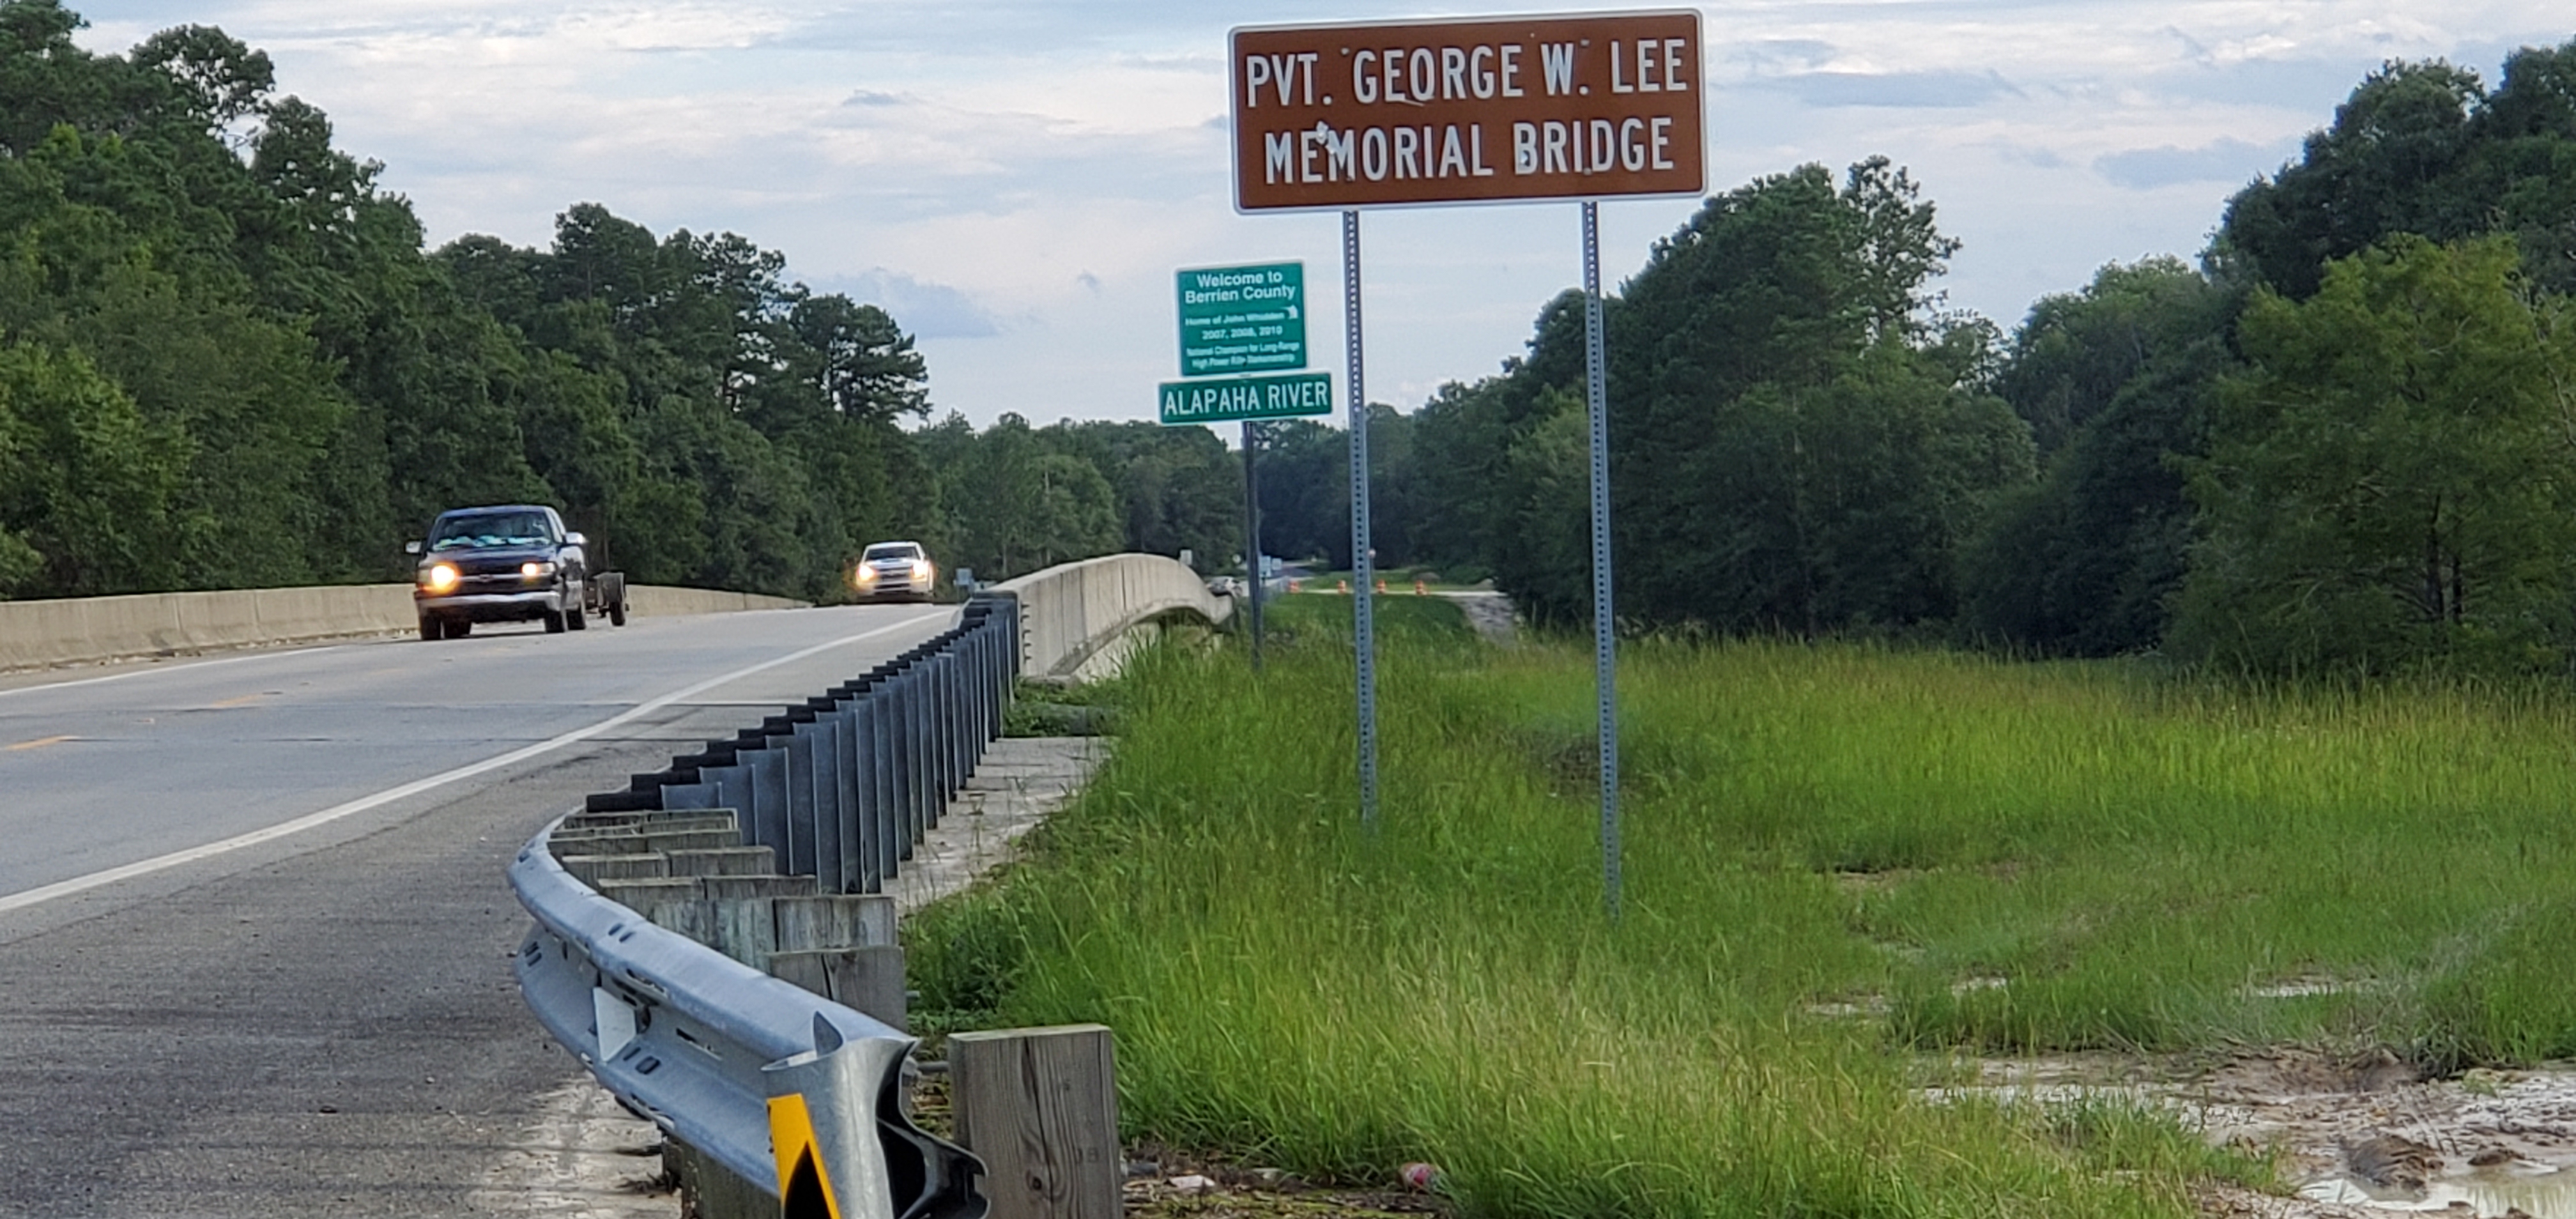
[1231,11,1704,211]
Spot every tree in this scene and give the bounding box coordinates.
[1254,418,1351,568]
[1048,420,1241,570]
[2170,236,2576,673]
[2218,42,2576,298]
[130,24,271,128]
[0,341,183,595]
[1959,259,2238,655]
[781,295,928,427]
[926,413,1123,579]
[1591,158,2025,632]
[0,4,946,602]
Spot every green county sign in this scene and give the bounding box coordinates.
[1158,371,1333,425]
[1177,262,1305,376]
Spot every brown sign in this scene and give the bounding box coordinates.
[1230,10,1705,211]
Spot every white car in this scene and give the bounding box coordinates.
[851,540,936,602]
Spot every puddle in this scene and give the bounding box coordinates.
[2303,1165,2576,1216]
[1925,1052,2576,1217]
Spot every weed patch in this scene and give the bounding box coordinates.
[916,633,2576,1215]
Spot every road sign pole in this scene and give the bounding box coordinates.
[1243,419,1264,673]
[1344,208,1379,832]
[1583,200,1621,923]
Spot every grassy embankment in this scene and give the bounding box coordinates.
[912,595,2576,1218]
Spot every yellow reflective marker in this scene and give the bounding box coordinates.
[4,735,75,752]
[767,1091,843,1219]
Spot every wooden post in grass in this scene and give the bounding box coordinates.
[948,1024,1119,1219]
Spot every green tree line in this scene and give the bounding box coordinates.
[0,0,1255,601]
[1331,40,2576,677]
[18,0,2576,678]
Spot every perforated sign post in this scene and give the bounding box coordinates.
[1230,10,1705,919]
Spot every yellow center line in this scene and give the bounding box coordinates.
[207,694,264,709]
[5,735,76,752]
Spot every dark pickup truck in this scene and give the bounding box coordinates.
[406,504,627,640]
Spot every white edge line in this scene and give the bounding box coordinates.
[0,610,947,914]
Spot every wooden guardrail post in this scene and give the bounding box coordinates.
[766,894,906,1029]
[948,1024,1119,1219]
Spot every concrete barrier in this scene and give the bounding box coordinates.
[0,583,810,672]
[624,586,806,618]
[992,554,1232,681]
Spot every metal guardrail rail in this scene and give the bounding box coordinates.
[509,594,1020,1219]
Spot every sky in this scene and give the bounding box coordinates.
[65,0,2576,427]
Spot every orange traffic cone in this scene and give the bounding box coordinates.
[1414,578,1426,595]
[1375,578,1386,594]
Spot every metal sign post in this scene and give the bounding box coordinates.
[1344,209,1379,831]
[1582,201,1620,921]
[1228,10,1702,884]
[1243,419,1265,673]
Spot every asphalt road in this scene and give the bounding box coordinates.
[0,603,955,1218]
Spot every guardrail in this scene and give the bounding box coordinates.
[509,595,1020,1218]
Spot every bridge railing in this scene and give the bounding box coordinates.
[993,553,1232,680]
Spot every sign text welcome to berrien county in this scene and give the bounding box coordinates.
[1230,10,1705,211]
[1177,262,1305,377]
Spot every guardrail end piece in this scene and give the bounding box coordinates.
[764,1021,986,1219]
[813,1011,845,1055]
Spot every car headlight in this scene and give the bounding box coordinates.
[855,566,879,584]
[911,559,932,580]
[521,560,557,581]
[422,564,461,594]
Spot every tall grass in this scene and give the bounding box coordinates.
[911,608,2576,1216]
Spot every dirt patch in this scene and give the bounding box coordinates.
[1949,1049,2576,1217]
[1118,1146,1445,1219]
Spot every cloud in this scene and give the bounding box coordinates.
[820,269,1003,339]
[1991,142,2069,171]
[1759,70,2021,109]
[2095,137,2289,189]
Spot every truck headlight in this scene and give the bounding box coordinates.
[855,567,878,585]
[521,560,557,581]
[423,564,461,593]
[911,560,932,580]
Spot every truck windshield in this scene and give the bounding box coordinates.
[431,512,554,550]
[864,545,919,562]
